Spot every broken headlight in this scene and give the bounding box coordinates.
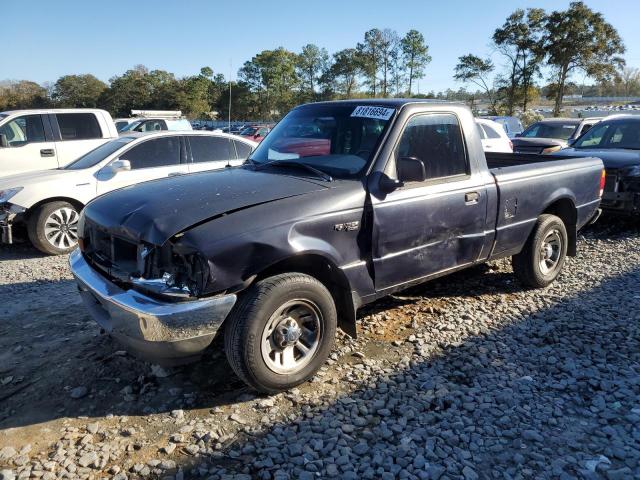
[131,242,211,299]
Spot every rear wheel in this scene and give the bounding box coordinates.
[224,273,337,393]
[512,214,568,288]
[27,201,80,255]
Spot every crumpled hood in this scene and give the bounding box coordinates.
[552,148,640,169]
[83,167,328,245]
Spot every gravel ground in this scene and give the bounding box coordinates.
[0,217,639,480]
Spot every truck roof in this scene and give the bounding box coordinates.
[0,108,110,116]
[305,98,463,109]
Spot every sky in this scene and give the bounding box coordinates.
[5,0,640,93]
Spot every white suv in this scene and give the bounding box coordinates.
[0,109,118,177]
[0,131,256,254]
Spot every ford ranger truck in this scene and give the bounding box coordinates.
[70,100,605,393]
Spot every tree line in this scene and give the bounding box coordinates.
[454,1,626,116]
[0,28,430,121]
[0,2,632,121]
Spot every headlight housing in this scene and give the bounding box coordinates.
[0,187,23,204]
[131,241,211,299]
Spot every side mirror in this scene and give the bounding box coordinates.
[567,138,576,147]
[0,134,8,148]
[397,156,427,183]
[379,174,404,193]
[514,133,522,138]
[109,159,131,174]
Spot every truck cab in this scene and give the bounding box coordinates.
[0,109,118,177]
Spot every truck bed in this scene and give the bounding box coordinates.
[485,152,579,169]
[485,152,603,259]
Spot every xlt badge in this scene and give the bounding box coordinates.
[334,221,360,232]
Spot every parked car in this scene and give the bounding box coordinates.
[482,116,524,138]
[512,117,602,154]
[0,131,256,254]
[549,115,640,215]
[120,118,192,133]
[0,109,118,177]
[70,100,603,393]
[476,118,513,153]
[238,125,270,142]
[115,110,192,133]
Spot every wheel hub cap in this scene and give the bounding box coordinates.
[44,207,79,250]
[261,299,322,375]
[539,229,562,275]
[274,318,302,348]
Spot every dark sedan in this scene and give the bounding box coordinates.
[513,117,601,154]
[551,115,640,214]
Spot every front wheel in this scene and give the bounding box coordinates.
[27,201,80,255]
[224,273,337,393]
[512,214,568,288]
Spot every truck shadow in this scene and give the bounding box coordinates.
[169,263,639,478]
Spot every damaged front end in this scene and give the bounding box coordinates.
[1,203,26,244]
[73,222,236,364]
[602,166,640,214]
[129,239,214,300]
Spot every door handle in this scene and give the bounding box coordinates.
[465,191,480,204]
[40,149,55,157]
[168,171,187,177]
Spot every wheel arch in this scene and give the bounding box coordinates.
[25,197,85,219]
[253,253,358,338]
[542,197,577,256]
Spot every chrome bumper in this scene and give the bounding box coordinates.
[69,249,236,364]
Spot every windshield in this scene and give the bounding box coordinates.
[64,137,135,170]
[574,120,640,150]
[240,127,258,135]
[521,122,578,140]
[121,120,143,132]
[248,104,395,178]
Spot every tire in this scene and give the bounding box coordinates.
[27,201,80,255]
[512,214,568,288]
[224,273,337,393]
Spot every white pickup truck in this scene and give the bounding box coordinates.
[0,109,118,177]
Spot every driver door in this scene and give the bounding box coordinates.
[371,113,489,292]
[96,136,188,195]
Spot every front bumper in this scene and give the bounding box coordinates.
[1,204,26,244]
[69,249,237,364]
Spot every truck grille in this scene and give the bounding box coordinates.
[82,220,139,282]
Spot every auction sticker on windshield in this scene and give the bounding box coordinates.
[351,106,395,120]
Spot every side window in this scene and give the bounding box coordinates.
[136,120,166,132]
[56,113,102,140]
[395,113,468,181]
[121,137,181,169]
[483,124,501,139]
[476,124,487,139]
[0,115,46,146]
[234,140,253,159]
[189,136,234,162]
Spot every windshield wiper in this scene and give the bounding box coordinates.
[254,160,333,182]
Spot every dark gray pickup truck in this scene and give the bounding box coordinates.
[70,100,604,393]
